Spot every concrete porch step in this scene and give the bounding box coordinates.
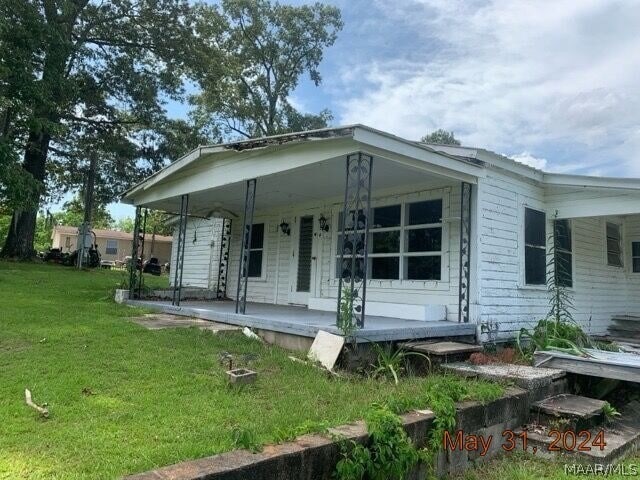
[531,394,606,431]
[518,401,640,463]
[400,341,481,364]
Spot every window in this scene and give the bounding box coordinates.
[105,239,118,255]
[632,242,640,273]
[524,208,546,285]
[606,222,623,267]
[336,198,443,281]
[248,223,264,277]
[553,219,572,288]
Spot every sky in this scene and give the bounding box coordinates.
[85,0,640,220]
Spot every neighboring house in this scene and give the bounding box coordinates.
[122,125,640,343]
[51,225,173,264]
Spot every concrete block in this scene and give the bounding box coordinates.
[114,289,129,304]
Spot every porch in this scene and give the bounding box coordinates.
[126,298,477,345]
[122,126,485,344]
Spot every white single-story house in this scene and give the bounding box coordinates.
[121,125,640,344]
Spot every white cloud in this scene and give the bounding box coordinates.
[333,0,640,176]
[508,152,547,171]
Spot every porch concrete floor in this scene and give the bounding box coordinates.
[127,299,476,342]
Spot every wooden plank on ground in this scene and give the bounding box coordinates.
[534,349,640,383]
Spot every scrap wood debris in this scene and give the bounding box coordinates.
[25,389,49,418]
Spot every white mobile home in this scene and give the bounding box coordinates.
[122,125,640,344]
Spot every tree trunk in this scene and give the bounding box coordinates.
[0,129,50,259]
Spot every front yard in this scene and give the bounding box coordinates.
[0,262,496,479]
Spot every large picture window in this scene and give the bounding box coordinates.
[606,222,623,267]
[553,219,572,288]
[248,223,264,277]
[524,208,546,285]
[336,198,444,281]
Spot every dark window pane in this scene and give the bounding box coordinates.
[250,223,264,249]
[336,257,364,282]
[525,246,546,285]
[606,222,621,239]
[525,208,546,246]
[371,231,400,253]
[406,256,441,280]
[554,219,571,251]
[407,199,442,225]
[607,237,621,254]
[555,251,573,288]
[371,257,399,279]
[633,258,640,273]
[372,205,401,228]
[608,252,623,267]
[633,242,640,257]
[407,227,442,252]
[248,251,263,277]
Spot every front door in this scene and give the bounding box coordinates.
[289,215,315,305]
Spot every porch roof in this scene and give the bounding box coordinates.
[121,125,486,216]
[544,174,640,219]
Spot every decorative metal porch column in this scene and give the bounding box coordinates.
[458,182,472,323]
[336,152,373,329]
[172,194,189,306]
[216,218,232,299]
[128,206,142,299]
[235,179,257,314]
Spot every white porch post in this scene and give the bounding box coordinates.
[172,194,189,306]
[458,182,472,323]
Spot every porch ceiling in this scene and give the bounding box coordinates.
[139,153,469,218]
[545,184,640,219]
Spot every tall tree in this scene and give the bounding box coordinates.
[0,0,211,259]
[192,0,342,139]
[420,129,461,146]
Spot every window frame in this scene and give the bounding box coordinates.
[553,218,573,288]
[247,222,267,280]
[331,188,450,288]
[522,206,547,287]
[105,239,118,255]
[631,240,640,274]
[605,221,623,268]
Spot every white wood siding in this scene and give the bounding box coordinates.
[477,170,640,341]
[223,184,463,319]
[169,218,222,289]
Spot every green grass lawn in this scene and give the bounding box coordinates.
[0,262,502,480]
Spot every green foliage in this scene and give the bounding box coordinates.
[231,426,261,452]
[335,404,422,480]
[370,343,431,385]
[192,0,343,138]
[338,286,358,339]
[420,129,461,145]
[602,402,621,422]
[422,375,503,455]
[116,211,172,236]
[517,214,598,358]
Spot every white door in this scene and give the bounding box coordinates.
[288,215,316,305]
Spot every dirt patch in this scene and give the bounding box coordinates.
[131,313,239,333]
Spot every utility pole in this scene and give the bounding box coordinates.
[77,154,97,268]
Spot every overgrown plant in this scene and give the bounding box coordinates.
[338,286,358,339]
[602,402,621,423]
[335,404,423,480]
[517,216,591,358]
[370,343,431,385]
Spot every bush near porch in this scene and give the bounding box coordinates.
[1,262,500,480]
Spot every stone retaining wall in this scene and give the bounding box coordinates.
[126,375,568,480]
